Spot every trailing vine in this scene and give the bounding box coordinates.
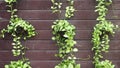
[51,0,75,19]
[65,0,75,18]
[92,0,118,68]
[52,20,77,59]
[51,0,80,68]
[51,0,62,13]
[1,0,36,68]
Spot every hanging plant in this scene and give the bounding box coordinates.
[1,0,36,56]
[1,17,36,56]
[1,0,36,68]
[52,20,80,68]
[51,0,80,68]
[92,0,118,68]
[52,20,78,58]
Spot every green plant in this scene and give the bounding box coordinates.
[52,20,77,58]
[2,0,36,68]
[92,0,118,68]
[5,60,31,68]
[92,21,118,63]
[1,17,35,56]
[51,0,79,68]
[1,0,36,56]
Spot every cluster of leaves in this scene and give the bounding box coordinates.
[1,17,35,56]
[51,0,62,13]
[65,0,75,18]
[92,21,118,63]
[52,20,78,59]
[92,0,118,68]
[55,59,80,68]
[95,60,115,68]
[51,0,75,19]
[5,60,31,68]
[95,0,112,21]
[5,0,16,4]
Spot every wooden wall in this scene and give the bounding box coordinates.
[0,0,120,68]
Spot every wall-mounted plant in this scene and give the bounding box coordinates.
[1,0,36,57]
[52,20,80,68]
[51,0,80,68]
[92,0,118,68]
[52,20,77,58]
[1,17,35,56]
[1,0,36,68]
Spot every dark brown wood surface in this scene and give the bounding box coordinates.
[0,0,120,68]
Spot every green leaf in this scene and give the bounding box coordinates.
[75,64,80,68]
[68,63,73,68]
[55,66,60,68]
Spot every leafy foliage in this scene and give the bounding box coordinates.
[51,0,75,19]
[1,18,36,56]
[5,0,16,4]
[1,0,36,57]
[65,6,75,18]
[65,0,75,18]
[92,0,118,68]
[51,0,62,13]
[5,60,31,68]
[92,21,118,63]
[52,20,77,59]
[2,0,36,68]
[51,0,79,68]
[55,59,80,68]
[95,60,115,68]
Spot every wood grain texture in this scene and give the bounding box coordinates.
[0,0,120,68]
